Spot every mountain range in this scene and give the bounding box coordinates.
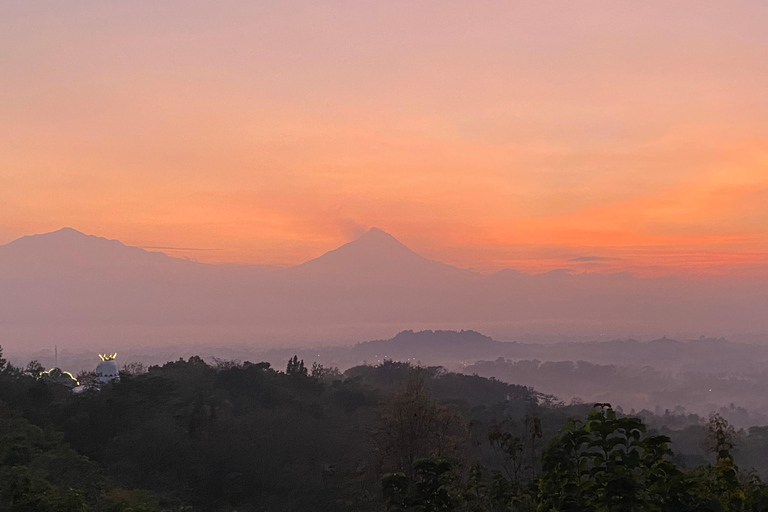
[1,227,767,353]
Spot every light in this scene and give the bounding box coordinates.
[40,367,80,386]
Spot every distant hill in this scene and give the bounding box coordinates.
[349,329,503,364]
[2,227,768,351]
[238,329,768,423]
[250,329,768,374]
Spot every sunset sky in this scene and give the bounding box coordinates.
[1,1,767,276]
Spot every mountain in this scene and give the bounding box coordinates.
[2,227,768,353]
[0,227,197,279]
[0,227,484,351]
[288,227,475,285]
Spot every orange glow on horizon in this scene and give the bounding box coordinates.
[2,2,767,277]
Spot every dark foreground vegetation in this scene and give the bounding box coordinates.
[1,346,767,511]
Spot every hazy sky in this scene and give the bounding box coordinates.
[2,1,767,275]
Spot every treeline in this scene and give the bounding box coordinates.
[382,408,768,511]
[1,346,767,511]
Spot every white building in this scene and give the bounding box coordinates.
[96,353,120,384]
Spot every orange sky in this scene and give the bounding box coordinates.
[1,1,767,276]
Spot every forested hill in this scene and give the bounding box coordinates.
[0,350,542,511]
[1,347,768,511]
[229,330,768,375]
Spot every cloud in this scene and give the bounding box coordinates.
[141,246,218,251]
[570,255,612,262]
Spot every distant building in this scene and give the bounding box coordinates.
[40,367,79,388]
[96,353,120,383]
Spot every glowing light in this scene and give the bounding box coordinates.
[40,367,80,386]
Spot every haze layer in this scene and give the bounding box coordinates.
[2,228,768,352]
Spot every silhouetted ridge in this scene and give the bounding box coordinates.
[0,227,194,280]
[356,227,407,245]
[298,227,423,264]
[11,228,133,252]
[355,329,496,347]
[290,227,473,283]
[388,329,495,345]
[6,227,102,246]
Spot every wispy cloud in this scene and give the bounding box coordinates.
[570,255,612,262]
[141,246,218,252]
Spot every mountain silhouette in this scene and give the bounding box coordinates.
[289,227,474,285]
[0,227,194,280]
[2,227,768,351]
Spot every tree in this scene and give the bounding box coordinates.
[311,362,342,381]
[122,361,148,375]
[488,419,525,483]
[286,355,307,376]
[374,369,468,475]
[537,406,686,512]
[701,413,746,511]
[75,370,99,390]
[381,457,537,512]
[24,359,45,378]
[8,466,88,512]
[705,412,739,466]
[524,413,542,482]
[382,458,462,512]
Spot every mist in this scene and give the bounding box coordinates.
[3,227,768,356]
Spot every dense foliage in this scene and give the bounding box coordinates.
[1,345,767,511]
